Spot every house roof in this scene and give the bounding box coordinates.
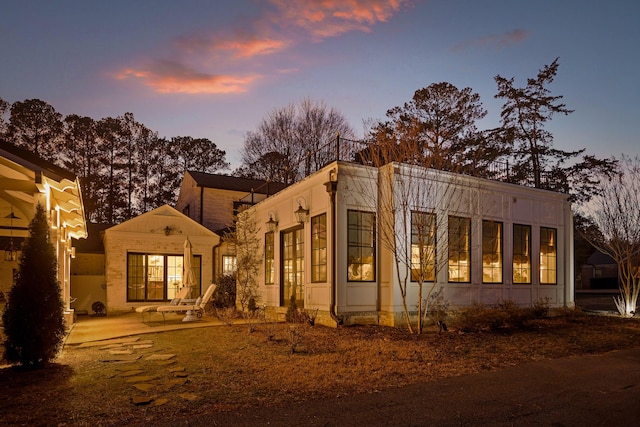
[187,171,286,195]
[586,250,616,266]
[0,139,76,183]
[105,204,219,239]
[1,139,87,239]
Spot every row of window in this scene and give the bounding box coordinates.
[435,217,557,285]
[263,210,557,286]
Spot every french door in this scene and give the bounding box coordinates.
[281,226,304,307]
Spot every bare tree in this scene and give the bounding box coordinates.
[578,156,640,317]
[350,133,467,334]
[230,210,262,312]
[240,98,354,184]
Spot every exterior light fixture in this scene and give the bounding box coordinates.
[164,226,172,236]
[294,202,309,224]
[4,209,19,262]
[266,214,278,233]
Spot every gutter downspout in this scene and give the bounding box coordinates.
[199,186,204,225]
[325,169,342,326]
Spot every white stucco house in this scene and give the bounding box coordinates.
[102,204,219,314]
[238,160,573,327]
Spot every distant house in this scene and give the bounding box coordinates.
[175,171,286,279]
[238,160,574,327]
[0,140,87,324]
[580,251,619,290]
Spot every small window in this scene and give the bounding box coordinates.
[347,210,375,281]
[448,216,471,283]
[222,255,237,275]
[482,221,503,283]
[411,212,436,282]
[540,227,557,285]
[513,224,531,284]
[311,214,327,282]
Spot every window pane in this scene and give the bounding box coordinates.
[513,224,531,284]
[222,255,237,275]
[482,221,503,283]
[265,232,275,285]
[167,256,183,299]
[311,214,327,282]
[448,216,471,282]
[127,254,145,301]
[347,211,376,282]
[147,255,165,300]
[281,228,304,307]
[411,212,436,282]
[540,227,557,284]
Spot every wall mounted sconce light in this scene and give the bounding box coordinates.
[164,226,172,236]
[266,213,278,233]
[294,198,309,224]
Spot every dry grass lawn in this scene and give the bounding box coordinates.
[1,311,640,426]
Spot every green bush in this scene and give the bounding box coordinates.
[2,204,66,368]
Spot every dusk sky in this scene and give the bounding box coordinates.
[1,0,638,168]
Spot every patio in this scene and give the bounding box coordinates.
[65,311,224,345]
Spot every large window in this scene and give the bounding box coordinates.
[513,224,531,284]
[282,227,304,306]
[411,212,435,282]
[311,214,327,282]
[482,221,503,283]
[127,253,201,302]
[448,216,471,283]
[347,210,375,281]
[265,231,275,285]
[540,227,557,285]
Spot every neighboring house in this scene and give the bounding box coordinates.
[101,204,219,314]
[175,171,286,279]
[580,250,619,290]
[238,160,574,327]
[0,140,87,324]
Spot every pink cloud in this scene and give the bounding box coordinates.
[117,60,261,94]
[267,0,412,39]
[451,28,530,52]
[175,32,291,59]
[116,0,411,94]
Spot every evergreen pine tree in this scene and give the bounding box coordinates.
[2,204,66,368]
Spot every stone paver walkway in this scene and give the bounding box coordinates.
[74,335,198,407]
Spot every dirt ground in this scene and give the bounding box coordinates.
[1,307,640,426]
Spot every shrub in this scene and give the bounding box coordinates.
[212,274,236,309]
[450,299,549,333]
[285,295,298,323]
[2,204,66,368]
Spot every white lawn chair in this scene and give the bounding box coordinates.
[135,286,190,323]
[156,284,216,323]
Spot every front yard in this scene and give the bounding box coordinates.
[1,310,640,426]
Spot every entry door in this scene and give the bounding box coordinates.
[281,227,304,307]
